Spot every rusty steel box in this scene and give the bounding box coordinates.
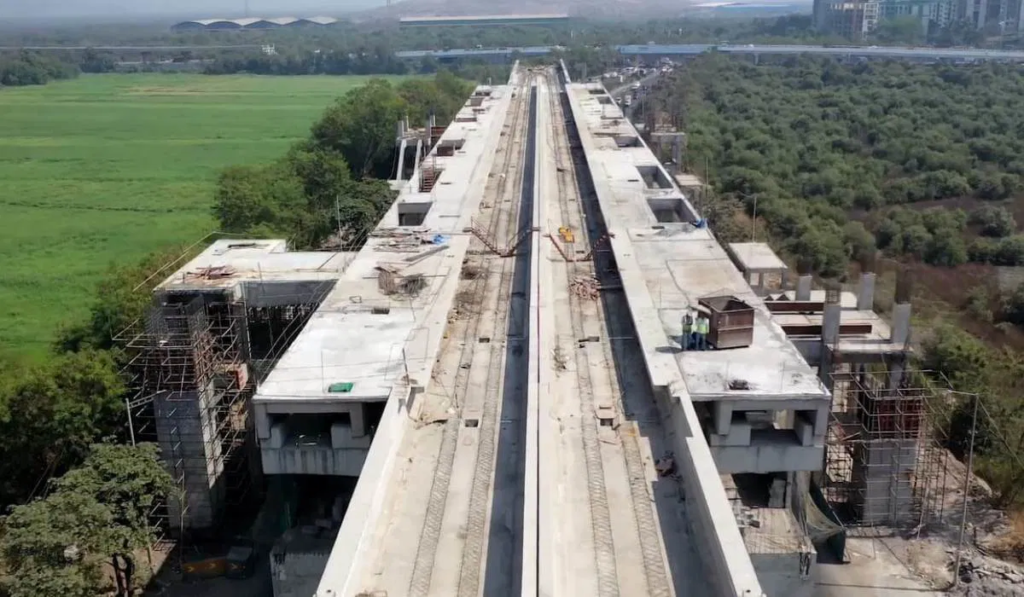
[699,295,755,349]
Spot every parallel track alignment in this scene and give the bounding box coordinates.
[545,69,673,597]
[406,72,532,597]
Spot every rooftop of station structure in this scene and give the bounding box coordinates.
[252,83,514,405]
[728,242,789,273]
[567,82,830,404]
[157,239,350,293]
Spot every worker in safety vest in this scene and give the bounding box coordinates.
[681,311,695,350]
[696,312,711,350]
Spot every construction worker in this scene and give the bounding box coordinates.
[681,311,694,350]
[696,311,711,350]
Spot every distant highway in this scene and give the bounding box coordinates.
[607,71,660,98]
[396,43,1024,62]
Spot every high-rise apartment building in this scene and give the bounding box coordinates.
[812,0,1016,38]
[813,0,881,39]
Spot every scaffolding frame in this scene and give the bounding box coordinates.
[119,293,252,539]
[824,367,973,530]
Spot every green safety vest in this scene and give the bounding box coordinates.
[683,318,693,333]
[699,319,710,334]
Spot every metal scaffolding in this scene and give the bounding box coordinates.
[119,293,252,537]
[824,367,973,529]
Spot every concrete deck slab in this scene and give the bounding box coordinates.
[311,72,523,597]
[728,242,789,273]
[538,76,701,597]
[158,239,349,293]
[566,80,768,597]
[554,92,829,407]
[253,84,513,406]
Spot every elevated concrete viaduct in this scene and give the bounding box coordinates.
[142,61,919,597]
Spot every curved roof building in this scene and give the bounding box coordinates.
[171,17,338,31]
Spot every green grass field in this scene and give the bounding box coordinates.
[0,73,405,358]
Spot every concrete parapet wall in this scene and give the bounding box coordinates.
[314,385,412,596]
[658,389,766,596]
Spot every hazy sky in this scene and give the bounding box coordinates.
[0,0,385,19]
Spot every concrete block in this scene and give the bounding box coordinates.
[822,304,841,344]
[793,413,813,447]
[255,403,272,440]
[857,273,876,311]
[768,478,786,509]
[261,446,367,476]
[891,303,912,346]
[813,405,829,438]
[715,401,732,436]
[728,420,752,446]
[795,276,812,301]
[269,421,287,449]
[713,443,823,474]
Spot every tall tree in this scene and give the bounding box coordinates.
[53,443,174,597]
[310,78,407,179]
[0,444,172,597]
[1,490,112,597]
[0,350,124,508]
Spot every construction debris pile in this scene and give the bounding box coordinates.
[372,227,449,253]
[376,264,426,297]
[185,265,237,281]
[570,275,601,300]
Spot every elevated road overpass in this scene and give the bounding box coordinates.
[395,43,1024,62]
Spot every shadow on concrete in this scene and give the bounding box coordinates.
[483,84,538,597]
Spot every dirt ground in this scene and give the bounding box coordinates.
[142,554,272,597]
[817,536,946,596]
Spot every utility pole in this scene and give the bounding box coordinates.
[750,194,758,242]
[335,194,343,244]
[953,393,980,587]
[125,397,136,447]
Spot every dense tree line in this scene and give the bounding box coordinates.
[921,325,1024,509]
[0,14,1007,85]
[0,15,1000,56]
[0,51,77,86]
[655,55,1024,276]
[212,71,474,248]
